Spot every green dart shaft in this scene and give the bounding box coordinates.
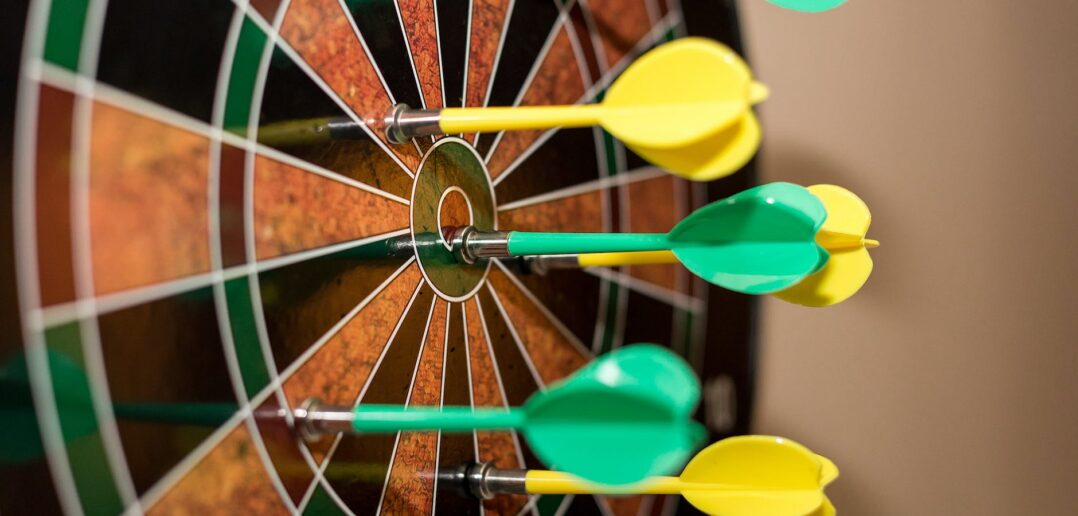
[349,405,526,433]
[112,402,238,427]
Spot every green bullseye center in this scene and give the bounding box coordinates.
[410,138,496,301]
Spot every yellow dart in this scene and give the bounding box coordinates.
[774,184,877,307]
[385,38,767,181]
[460,435,838,516]
[528,185,877,307]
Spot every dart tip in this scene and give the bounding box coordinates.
[750,82,770,104]
[864,238,880,249]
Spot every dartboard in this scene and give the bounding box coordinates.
[1,0,757,514]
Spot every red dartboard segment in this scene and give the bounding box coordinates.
[249,0,284,21]
[34,85,78,307]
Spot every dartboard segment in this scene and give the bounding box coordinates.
[473,0,561,154]
[584,0,656,69]
[462,298,530,515]
[379,299,449,513]
[95,286,236,495]
[252,154,408,260]
[463,0,513,130]
[145,424,289,515]
[397,0,444,110]
[256,238,412,371]
[255,42,414,199]
[622,174,692,293]
[342,0,425,121]
[485,24,588,179]
[279,0,423,167]
[33,85,78,307]
[436,0,468,108]
[486,268,590,387]
[499,189,604,232]
[89,101,211,295]
[97,0,234,124]
[494,127,603,205]
[280,263,423,460]
[249,0,283,21]
[321,288,437,511]
[565,1,603,81]
[433,305,482,515]
[472,289,544,471]
[505,266,604,349]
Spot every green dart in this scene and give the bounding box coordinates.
[296,344,705,486]
[450,182,829,294]
[3,346,703,485]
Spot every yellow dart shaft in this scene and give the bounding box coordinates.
[439,105,604,133]
[525,471,760,495]
[439,97,755,135]
[576,250,678,267]
[524,470,684,495]
[573,234,878,267]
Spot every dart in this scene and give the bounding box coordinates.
[526,184,879,306]
[296,344,704,485]
[385,38,767,181]
[451,182,829,295]
[456,435,838,516]
[5,344,702,485]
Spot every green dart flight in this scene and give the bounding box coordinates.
[449,182,829,294]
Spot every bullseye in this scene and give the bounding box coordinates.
[436,187,474,250]
[409,138,496,301]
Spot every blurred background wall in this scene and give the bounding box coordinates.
[739,1,1078,514]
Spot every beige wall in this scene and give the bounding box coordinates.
[739,1,1078,514]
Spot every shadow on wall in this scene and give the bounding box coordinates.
[758,139,905,313]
